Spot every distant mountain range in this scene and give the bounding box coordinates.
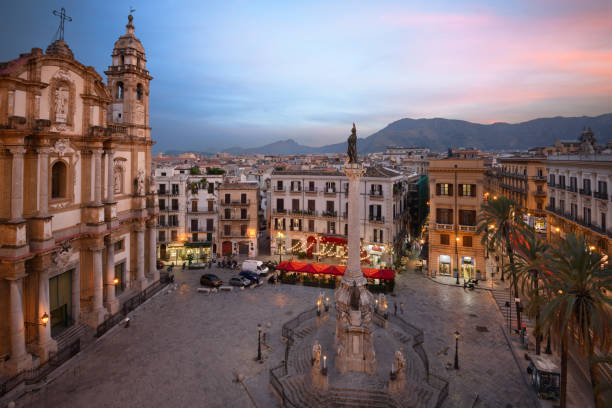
[217,114,612,155]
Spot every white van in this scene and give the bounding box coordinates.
[242,260,269,275]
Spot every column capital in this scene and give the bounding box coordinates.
[37,146,51,155]
[9,146,27,156]
[91,148,104,156]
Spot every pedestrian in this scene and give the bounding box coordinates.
[394,302,397,316]
[400,302,404,314]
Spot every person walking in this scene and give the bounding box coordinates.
[400,302,404,314]
[394,302,397,316]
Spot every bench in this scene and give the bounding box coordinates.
[220,286,233,292]
[197,288,210,294]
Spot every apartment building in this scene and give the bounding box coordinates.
[487,157,548,234]
[185,174,223,262]
[269,167,410,267]
[546,154,611,256]
[428,159,487,280]
[155,166,188,262]
[218,183,260,257]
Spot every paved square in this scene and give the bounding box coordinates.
[19,266,534,408]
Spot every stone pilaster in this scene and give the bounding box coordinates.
[4,274,33,375]
[38,146,50,215]
[147,219,158,282]
[104,237,119,314]
[93,149,103,205]
[10,146,26,220]
[105,149,114,203]
[135,225,147,290]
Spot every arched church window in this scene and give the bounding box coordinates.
[51,161,67,199]
[117,82,124,100]
[136,84,143,101]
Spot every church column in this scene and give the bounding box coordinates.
[93,149,103,205]
[104,237,119,314]
[85,246,107,326]
[38,147,50,215]
[10,147,26,220]
[135,224,146,289]
[6,272,32,373]
[147,220,158,281]
[34,265,57,362]
[105,149,114,203]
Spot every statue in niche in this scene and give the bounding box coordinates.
[114,167,122,194]
[54,86,69,123]
[347,123,358,163]
[135,169,145,196]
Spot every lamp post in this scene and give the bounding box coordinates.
[454,330,460,369]
[25,313,50,327]
[455,237,460,284]
[257,323,262,362]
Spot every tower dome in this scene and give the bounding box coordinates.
[111,14,146,68]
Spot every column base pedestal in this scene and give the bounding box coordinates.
[135,278,149,292]
[30,338,58,364]
[104,297,120,315]
[82,307,108,328]
[0,352,33,377]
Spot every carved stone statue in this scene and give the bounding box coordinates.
[347,123,358,163]
[312,340,322,368]
[135,169,145,196]
[394,349,406,375]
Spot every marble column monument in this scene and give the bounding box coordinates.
[334,124,376,374]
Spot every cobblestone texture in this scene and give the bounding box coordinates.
[18,265,546,408]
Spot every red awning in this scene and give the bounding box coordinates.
[277,261,394,280]
[320,235,347,245]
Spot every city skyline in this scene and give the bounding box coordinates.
[3,0,611,152]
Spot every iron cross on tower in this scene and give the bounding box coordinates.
[52,8,72,41]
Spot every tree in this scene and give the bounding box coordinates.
[476,196,526,332]
[189,166,201,175]
[540,234,611,408]
[510,228,550,355]
[206,167,225,175]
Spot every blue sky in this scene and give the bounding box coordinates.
[2,0,611,152]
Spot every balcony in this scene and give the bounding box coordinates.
[500,183,526,194]
[288,209,317,217]
[434,223,454,231]
[566,186,578,193]
[593,191,609,201]
[458,225,477,232]
[288,225,303,232]
[220,232,249,238]
[220,214,250,221]
[556,183,566,189]
[289,188,302,194]
[187,207,217,214]
[369,216,385,223]
[188,227,216,233]
[220,199,250,206]
[321,211,338,218]
[304,187,318,194]
[157,223,180,229]
[532,175,547,181]
[272,208,287,215]
[547,206,608,237]
[501,170,527,180]
[533,190,546,197]
[273,186,286,192]
[579,189,592,197]
[323,189,338,195]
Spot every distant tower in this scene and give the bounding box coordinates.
[106,13,152,139]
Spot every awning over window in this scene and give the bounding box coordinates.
[276,261,394,280]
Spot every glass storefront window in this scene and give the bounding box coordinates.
[439,255,451,275]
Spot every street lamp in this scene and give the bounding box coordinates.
[25,313,49,327]
[454,330,460,369]
[257,323,262,362]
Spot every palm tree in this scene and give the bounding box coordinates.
[510,228,550,355]
[540,233,612,408]
[477,196,525,332]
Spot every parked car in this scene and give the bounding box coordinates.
[239,271,260,284]
[242,260,269,275]
[200,274,222,287]
[229,276,252,287]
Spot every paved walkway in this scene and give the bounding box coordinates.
[16,264,552,408]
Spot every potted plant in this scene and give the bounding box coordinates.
[476,269,482,279]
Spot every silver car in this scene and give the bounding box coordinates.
[229,276,251,287]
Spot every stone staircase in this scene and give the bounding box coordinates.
[53,322,95,351]
[330,387,398,408]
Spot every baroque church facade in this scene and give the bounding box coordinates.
[0,14,158,376]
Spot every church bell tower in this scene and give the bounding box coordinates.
[106,13,152,139]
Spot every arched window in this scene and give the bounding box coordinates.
[120,55,124,65]
[116,82,124,100]
[51,161,67,199]
[136,84,143,101]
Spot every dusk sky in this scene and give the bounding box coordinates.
[2,0,612,152]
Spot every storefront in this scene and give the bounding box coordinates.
[524,214,547,234]
[439,255,451,276]
[365,244,385,268]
